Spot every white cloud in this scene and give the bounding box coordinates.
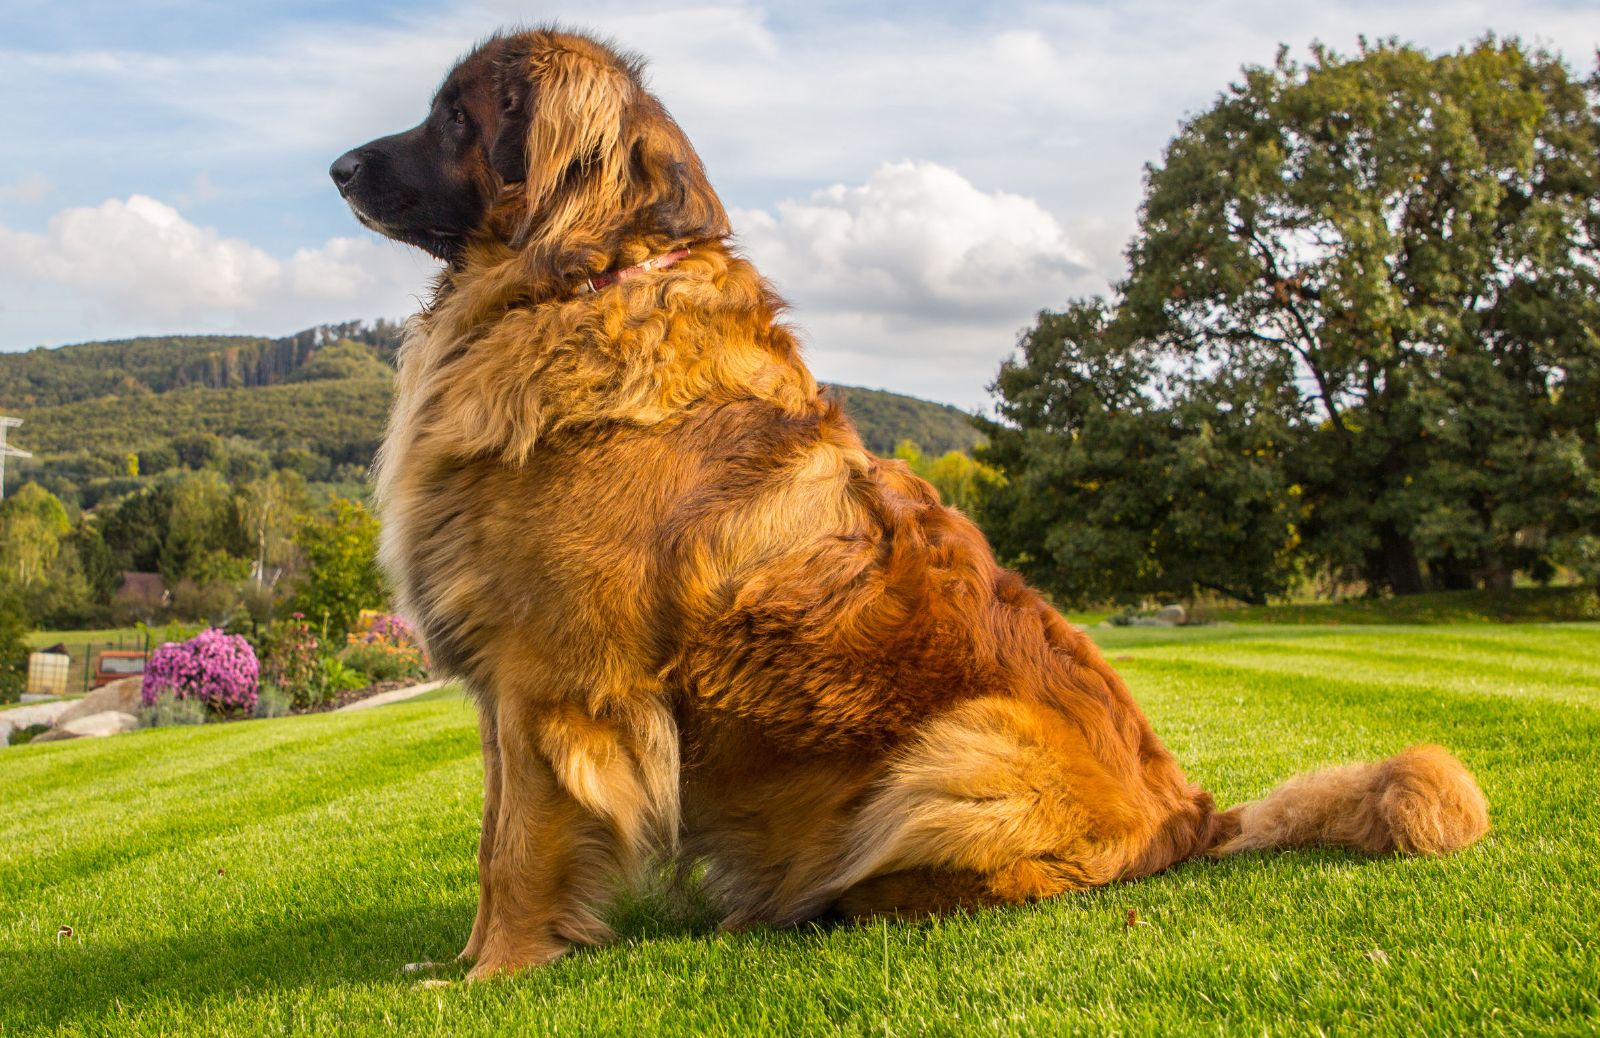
[735,161,1103,407]
[0,196,437,346]
[738,161,1093,320]
[0,165,1084,408]
[12,195,279,314]
[3,0,1596,404]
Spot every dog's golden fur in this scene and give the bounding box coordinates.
[371,29,1489,978]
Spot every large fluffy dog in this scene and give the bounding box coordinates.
[333,28,1489,978]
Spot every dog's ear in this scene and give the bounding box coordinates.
[489,44,534,182]
[513,44,632,227]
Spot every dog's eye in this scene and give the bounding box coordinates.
[451,107,467,127]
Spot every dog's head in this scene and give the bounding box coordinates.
[331,29,728,275]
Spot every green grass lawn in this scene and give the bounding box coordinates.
[3,624,1597,1036]
[25,628,146,649]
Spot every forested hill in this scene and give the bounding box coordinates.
[0,324,980,507]
[0,321,403,407]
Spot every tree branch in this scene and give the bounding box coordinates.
[1234,216,1352,444]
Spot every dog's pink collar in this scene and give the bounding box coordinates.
[578,247,691,294]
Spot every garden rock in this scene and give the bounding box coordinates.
[54,678,143,727]
[34,710,140,742]
[1155,604,1187,626]
[1,699,75,744]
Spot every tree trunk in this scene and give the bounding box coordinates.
[1477,552,1513,592]
[1378,523,1425,596]
[1432,552,1476,592]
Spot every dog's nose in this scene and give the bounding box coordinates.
[329,150,362,191]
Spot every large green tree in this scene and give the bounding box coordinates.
[288,497,384,641]
[239,470,310,589]
[980,303,1305,605]
[0,483,72,587]
[157,470,246,584]
[986,38,1600,601]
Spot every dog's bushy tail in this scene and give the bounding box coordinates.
[1209,745,1488,858]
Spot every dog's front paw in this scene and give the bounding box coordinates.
[464,938,569,980]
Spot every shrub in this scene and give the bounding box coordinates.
[140,627,259,716]
[0,594,28,706]
[138,690,209,728]
[357,612,417,642]
[258,614,378,707]
[260,615,323,708]
[320,657,368,697]
[339,642,426,683]
[8,722,53,744]
[252,684,294,719]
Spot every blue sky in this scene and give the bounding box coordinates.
[3,0,1595,406]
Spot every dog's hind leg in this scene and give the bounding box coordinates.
[812,695,1211,921]
[468,691,679,979]
[829,867,1004,919]
[458,701,501,963]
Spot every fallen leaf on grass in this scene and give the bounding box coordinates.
[1365,949,1390,964]
[1114,655,1135,663]
[56,925,74,942]
[1124,908,1138,930]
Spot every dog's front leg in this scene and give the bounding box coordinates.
[458,702,501,963]
[466,694,674,978]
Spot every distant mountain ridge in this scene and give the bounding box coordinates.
[0,322,402,407]
[0,325,981,502]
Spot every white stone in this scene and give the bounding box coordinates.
[1,700,76,730]
[1155,604,1187,626]
[55,678,143,726]
[57,710,140,738]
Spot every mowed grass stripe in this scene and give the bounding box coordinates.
[1103,623,1600,710]
[1,691,477,798]
[1,626,1596,1036]
[1094,621,1600,662]
[0,700,480,897]
[2,740,481,1033]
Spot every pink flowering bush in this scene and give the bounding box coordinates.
[140,627,260,716]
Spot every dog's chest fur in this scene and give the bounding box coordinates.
[371,268,860,704]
